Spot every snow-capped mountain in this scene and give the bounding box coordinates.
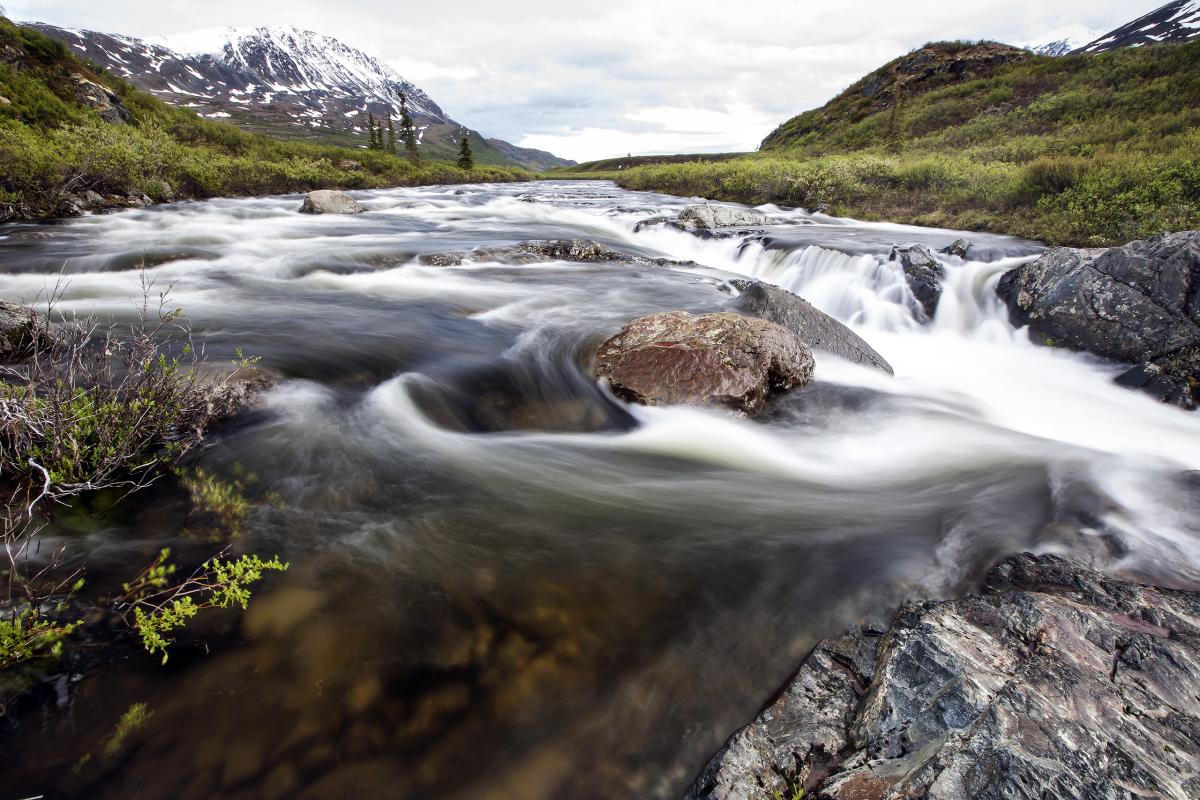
[1025,24,1104,57]
[28,23,573,170]
[1072,0,1200,54]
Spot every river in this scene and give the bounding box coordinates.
[3,180,1199,799]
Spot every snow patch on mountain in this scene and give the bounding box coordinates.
[1025,24,1104,56]
[1073,0,1200,53]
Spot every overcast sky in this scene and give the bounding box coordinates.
[12,0,1145,161]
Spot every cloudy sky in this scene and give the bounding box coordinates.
[12,0,1146,161]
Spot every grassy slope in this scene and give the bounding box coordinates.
[559,40,1200,246]
[0,17,528,221]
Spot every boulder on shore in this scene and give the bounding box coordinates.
[299,190,364,215]
[996,231,1200,409]
[728,280,893,375]
[677,204,768,231]
[0,301,64,363]
[889,243,945,322]
[593,311,814,416]
[686,553,1200,800]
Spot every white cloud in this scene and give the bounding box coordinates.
[10,0,1145,161]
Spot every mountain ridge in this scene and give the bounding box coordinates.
[1072,0,1200,54]
[28,22,574,171]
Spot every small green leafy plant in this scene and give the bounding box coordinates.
[0,607,83,668]
[118,548,288,664]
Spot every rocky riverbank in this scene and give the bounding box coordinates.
[685,553,1200,800]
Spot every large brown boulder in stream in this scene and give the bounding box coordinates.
[685,553,1200,800]
[593,311,814,416]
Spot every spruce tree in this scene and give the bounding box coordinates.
[386,116,396,154]
[399,95,419,162]
[456,129,474,171]
[367,113,378,150]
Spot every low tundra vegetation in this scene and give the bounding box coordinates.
[0,16,528,221]
[559,38,1200,246]
[0,291,287,673]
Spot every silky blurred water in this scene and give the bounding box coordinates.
[2,181,1198,799]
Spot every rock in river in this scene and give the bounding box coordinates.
[996,231,1200,408]
[594,311,814,416]
[728,280,893,375]
[686,553,1200,800]
[677,204,768,231]
[889,243,945,322]
[299,190,364,215]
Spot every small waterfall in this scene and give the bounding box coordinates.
[727,241,922,331]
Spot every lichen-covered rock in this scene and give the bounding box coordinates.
[997,231,1200,408]
[890,244,946,321]
[685,553,1200,800]
[677,204,768,230]
[729,281,893,375]
[594,311,814,416]
[299,190,364,214]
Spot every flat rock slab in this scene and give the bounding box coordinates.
[594,311,815,416]
[686,553,1200,800]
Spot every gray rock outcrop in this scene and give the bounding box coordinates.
[686,553,1200,800]
[68,73,130,124]
[996,231,1200,408]
[728,281,893,375]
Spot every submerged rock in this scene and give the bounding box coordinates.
[594,311,814,416]
[728,281,893,375]
[996,231,1200,409]
[299,190,364,215]
[889,244,946,321]
[687,553,1200,800]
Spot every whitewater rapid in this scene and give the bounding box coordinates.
[3,180,1198,799]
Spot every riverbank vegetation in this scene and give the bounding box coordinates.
[0,16,527,221]
[556,39,1200,246]
[1,293,286,679]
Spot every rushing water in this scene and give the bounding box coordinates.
[2,180,1199,799]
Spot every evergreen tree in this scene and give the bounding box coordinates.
[399,95,419,162]
[456,128,474,171]
[367,113,378,150]
[386,116,396,154]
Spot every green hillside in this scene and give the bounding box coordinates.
[0,17,527,222]
[561,39,1200,245]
